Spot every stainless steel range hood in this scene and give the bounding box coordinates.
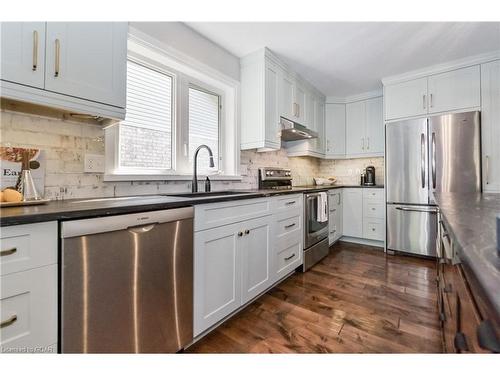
[280,117,318,141]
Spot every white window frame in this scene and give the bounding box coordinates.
[104,29,241,182]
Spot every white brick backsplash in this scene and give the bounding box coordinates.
[1,109,384,199]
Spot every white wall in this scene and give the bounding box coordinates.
[129,22,240,81]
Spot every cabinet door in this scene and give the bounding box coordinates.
[264,59,280,146]
[342,188,363,238]
[305,92,315,129]
[313,100,325,154]
[328,190,343,243]
[384,77,428,120]
[428,65,480,114]
[0,265,57,352]
[481,60,500,193]
[44,22,127,108]
[280,72,295,119]
[295,81,307,123]
[0,22,46,89]
[325,103,346,157]
[365,96,384,155]
[346,100,366,156]
[194,223,242,336]
[241,216,273,304]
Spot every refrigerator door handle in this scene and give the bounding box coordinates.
[431,132,436,189]
[421,133,426,188]
[396,206,439,214]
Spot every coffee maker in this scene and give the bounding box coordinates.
[364,166,376,186]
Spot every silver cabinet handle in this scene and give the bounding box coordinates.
[297,103,300,118]
[54,39,60,77]
[367,137,370,150]
[361,137,364,150]
[32,30,38,71]
[337,193,341,205]
[1,314,17,329]
[431,132,436,189]
[244,229,250,235]
[486,155,490,184]
[285,200,296,205]
[238,231,243,237]
[421,133,426,188]
[423,94,426,109]
[0,247,17,256]
[284,223,296,229]
[430,93,433,108]
[329,208,336,213]
[284,253,296,261]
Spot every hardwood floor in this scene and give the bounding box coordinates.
[187,241,443,353]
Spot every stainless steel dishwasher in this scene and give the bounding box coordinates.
[60,207,194,353]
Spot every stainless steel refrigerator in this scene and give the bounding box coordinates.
[386,111,481,257]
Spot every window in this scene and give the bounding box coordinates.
[104,36,239,181]
[188,87,220,174]
[119,60,173,170]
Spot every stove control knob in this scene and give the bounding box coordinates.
[266,171,271,176]
[269,171,274,176]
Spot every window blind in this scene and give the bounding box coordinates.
[188,87,220,173]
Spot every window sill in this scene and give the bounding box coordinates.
[103,173,243,182]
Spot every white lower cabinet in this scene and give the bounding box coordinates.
[193,196,303,337]
[0,221,58,353]
[0,265,58,353]
[241,215,273,304]
[342,188,363,238]
[194,221,243,336]
[342,188,385,243]
[328,190,343,244]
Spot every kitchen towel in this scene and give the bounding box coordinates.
[317,192,328,223]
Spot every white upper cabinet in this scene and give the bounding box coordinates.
[241,53,281,150]
[0,22,46,89]
[241,48,325,153]
[481,60,500,193]
[384,65,482,121]
[384,77,428,120]
[345,96,384,158]
[295,81,307,124]
[427,65,480,114]
[346,100,366,156]
[280,71,295,120]
[325,103,346,158]
[364,96,384,155]
[0,22,127,120]
[44,22,127,108]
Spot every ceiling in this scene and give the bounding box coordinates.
[186,22,500,97]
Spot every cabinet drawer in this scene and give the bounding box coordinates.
[0,221,57,276]
[195,198,271,231]
[275,241,302,279]
[274,211,302,239]
[272,194,303,213]
[0,265,57,352]
[363,188,384,202]
[363,202,384,219]
[363,218,385,241]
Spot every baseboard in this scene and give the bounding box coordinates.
[338,236,384,248]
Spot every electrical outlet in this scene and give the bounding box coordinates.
[84,154,105,173]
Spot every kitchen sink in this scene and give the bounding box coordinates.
[167,191,255,198]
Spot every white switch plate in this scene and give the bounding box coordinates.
[84,154,105,173]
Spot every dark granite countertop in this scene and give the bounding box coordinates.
[434,192,500,317]
[0,185,384,226]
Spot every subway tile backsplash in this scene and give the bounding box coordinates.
[0,110,384,199]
